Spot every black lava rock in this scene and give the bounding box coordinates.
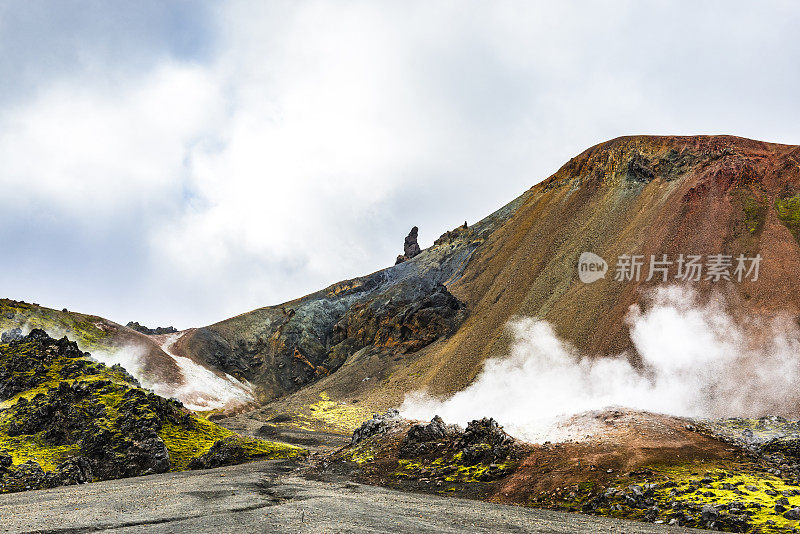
[351,409,402,445]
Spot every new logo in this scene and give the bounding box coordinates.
[578,252,608,283]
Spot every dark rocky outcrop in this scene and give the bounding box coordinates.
[1,461,47,493]
[181,275,469,403]
[331,283,466,357]
[6,375,185,480]
[456,418,515,465]
[49,457,93,486]
[395,226,421,264]
[351,409,403,445]
[398,416,514,466]
[0,457,95,493]
[126,322,178,335]
[434,222,471,246]
[342,415,519,487]
[625,153,656,184]
[0,329,300,494]
[0,329,91,401]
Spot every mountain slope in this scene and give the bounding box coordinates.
[207,135,800,432]
[0,329,301,493]
[5,135,800,431]
[0,300,256,412]
[394,135,800,399]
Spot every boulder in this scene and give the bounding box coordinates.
[784,507,800,520]
[407,415,449,443]
[351,409,402,445]
[0,460,46,492]
[48,457,93,486]
[0,451,12,470]
[399,415,464,458]
[125,322,178,335]
[1,328,23,343]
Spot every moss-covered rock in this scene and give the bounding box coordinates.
[0,329,304,493]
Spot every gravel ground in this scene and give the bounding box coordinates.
[0,460,708,534]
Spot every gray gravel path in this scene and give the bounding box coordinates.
[0,460,704,534]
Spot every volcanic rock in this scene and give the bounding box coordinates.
[0,329,295,494]
[0,461,46,492]
[351,409,403,445]
[456,418,515,465]
[399,415,463,458]
[784,507,800,520]
[1,328,23,343]
[407,415,449,442]
[47,457,93,486]
[395,226,422,264]
[0,452,11,470]
[126,322,178,335]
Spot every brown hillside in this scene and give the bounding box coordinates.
[176,135,800,427]
[403,135,800,399]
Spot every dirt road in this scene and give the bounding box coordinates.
[0,459,707,534]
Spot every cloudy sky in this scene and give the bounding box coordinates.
[0,1,798,328]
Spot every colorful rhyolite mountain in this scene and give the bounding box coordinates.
[4,135,800,424]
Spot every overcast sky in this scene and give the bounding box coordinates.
[0,1,798,328]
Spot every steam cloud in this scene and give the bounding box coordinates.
[401,286,800,442]
[83,341,254,411]
[155,333,255,412]
[92,333,255,412]
[6,322,253,412]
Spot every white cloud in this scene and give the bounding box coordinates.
[0,64,221,218]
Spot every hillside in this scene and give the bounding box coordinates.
[0,329,301,493]
[0,300,256,413]
[4,134,800,532]
[322,409,800,532]
[191,135,800,433]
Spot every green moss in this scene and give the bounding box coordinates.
[591,461,800,532]
[343,443,375,464]
[742,195,767,234]
[158,419,232,471]
[158,419,302,471]
[0,300,110,351]
[0,331,306,488]
[776,195,800,241]
[305,392,370,432]
[238,436,302,459]
[0,433,79,471]
[391,451,516,484]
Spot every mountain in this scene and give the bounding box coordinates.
[190,135,800,430]
[5,134,800,531]
[5,135,800,430]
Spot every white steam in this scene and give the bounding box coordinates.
[88,345,147,376]
[152,333,255,412]
[401,286,800,442]
[91,334,255,412]
[2,321,254,412]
